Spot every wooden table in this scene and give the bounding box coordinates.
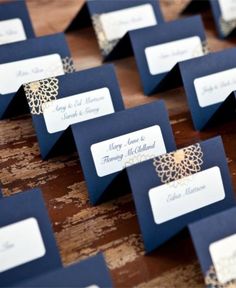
[0,1,235,287]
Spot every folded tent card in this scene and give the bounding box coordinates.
[66,0,164,61]
[12,253,113,288]
[189,207,236,287]
[0,0,34,45]
[179,47,236,131]
[127,136,235,253]
[71,100,176,205]
[23,64,124,159]
[182,0,236,38]
[130,15,208,95]
[0,33,75,119]
[0,188,62,287]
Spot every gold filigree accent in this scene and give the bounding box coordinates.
[153,143,203,184]
[123,154,157,169]
[62,57,76,73]
[92,14,119,57]
[220,17,236,37]
[202,40,210,54]
[24,77,59,115]
[205,265,236,288]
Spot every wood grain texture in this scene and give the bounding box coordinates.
[0,0,235,287]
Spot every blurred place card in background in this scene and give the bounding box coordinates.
[130,16,207,95]
[23,64,124,159]
[0,189,62,287]
[72,101,176,205]
[13,254,113,288]
[0,33,74,120]
[0,0,34,45]
[182,0,236,38]
[66,0,164,60]
[190,206,236,287]
[127,136,235,252]
[180,47,236,131]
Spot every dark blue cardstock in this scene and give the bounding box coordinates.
[0,0,35,41]
[130,16,207,95]
[13,253,113,288]
[72,100,176,205]
[179,48,236,131]
[189,206,236,286]
[182,0,236,38]
[0,33,73,120]
[127,136,235,253]
[66,0,164,61]
[0,188,62,287]
[23,64,124,159]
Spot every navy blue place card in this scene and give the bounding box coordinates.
[66,0,164,61]
[23,64,124,159]
[189,206,236,287]
[0,188,62,287]
[182,0,236,38]
[0,33,74,120]
[179,47,236,131]
[127,136,235,253]
[130,16,208,95]
[13,253,113,288]
[0,0,34,45]
[72,100,176,205]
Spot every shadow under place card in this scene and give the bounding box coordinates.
[0,0,34,46]
[0,33,74,120]
[182,0,236,38]
[66,0,163,61]
[180,47,236,131]
[23,64,124,159]
[189,206,236,287]
[71,100,176,205]
[13,253,113,288]
[0,188,62,287]
[130,15,207,95]
[127,136,235,253]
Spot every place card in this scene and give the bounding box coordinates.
[182,0,236,38]
[22,64,124,159]
[127,136,235,252]
[0,33,74,119]
[71,101,176,205]
[0,188,62,287]
[179,47,236,130]
[0,0,34,45]
[130,16,207,95]
[13,253,113,288]
[66,0,164,60]
[189,206,236,287]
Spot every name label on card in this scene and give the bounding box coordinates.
[0,218,46,272]
[218,0,236,22]
[0,18,26,45]
[42,87,115,134]
[210,233,236,284]
[91,125,166,177]
[149,166,225,224]
[145,36,203,75]
[0,54,65,94]
[194,68,236,107]
[100,4,157,42]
